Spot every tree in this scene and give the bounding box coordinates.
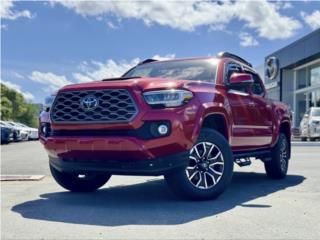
[0,83,39,127]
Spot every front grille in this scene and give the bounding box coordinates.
[51,89,138,123]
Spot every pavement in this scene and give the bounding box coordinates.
[1,141,320,240]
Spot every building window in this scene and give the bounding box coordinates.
[294,61,320,127]
[296,68,307,89]
[310,64,320,87]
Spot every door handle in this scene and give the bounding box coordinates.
[248,102,255,107]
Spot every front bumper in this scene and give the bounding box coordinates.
[40,87,203,176]
[49,150,189,176]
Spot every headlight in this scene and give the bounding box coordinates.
[143,89,193,107]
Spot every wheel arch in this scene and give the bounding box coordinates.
[201,113,229,142]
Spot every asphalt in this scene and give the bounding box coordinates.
[1,141,320,240]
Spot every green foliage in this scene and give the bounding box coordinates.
[0,83,39,128]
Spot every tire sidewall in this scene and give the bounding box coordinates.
[275,133,289,175]
[166,128,233,200]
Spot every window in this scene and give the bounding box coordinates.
[226,63,249,93]
[226,63,242,82]
[310,65,320,87]
[251,74,265,96]
[123,59,218,83]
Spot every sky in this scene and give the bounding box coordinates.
[1,0,320,103]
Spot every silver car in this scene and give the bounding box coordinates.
[300,107,320,141]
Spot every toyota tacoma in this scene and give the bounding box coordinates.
[40,52,292,200]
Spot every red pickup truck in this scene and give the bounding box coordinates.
[40,52,291,200]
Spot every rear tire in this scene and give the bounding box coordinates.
[165,128,233,200]
[264,133,289,179]
[50,164,111,192]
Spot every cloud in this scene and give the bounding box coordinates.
[151,54,176,61]
[1,80,35,101]
[301,10,320,30]
[235,1,301,40]
[106,21,119,29]
[73,58,140,83]
[0,0,35,20]
[239,32,259,47]
[29,71,72,93]
[54,0,301,40]
[72,54,175,83]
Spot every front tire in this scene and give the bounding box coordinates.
[264,133,289,179]
[50,164,111,192]
[165,128,233,200]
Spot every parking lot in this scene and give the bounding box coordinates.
[1,141,320,240]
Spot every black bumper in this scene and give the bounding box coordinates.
[49,151,189,176]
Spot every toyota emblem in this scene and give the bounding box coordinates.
[81,96,98,111]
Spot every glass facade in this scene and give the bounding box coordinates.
[310,64,320,87]
[294,62,320,126]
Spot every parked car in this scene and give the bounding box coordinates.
[7,122,29,141]
[15,123,39,140]
[40,52,291,200]
[0,121,14,144]
[291,127,300,139]
[1,121,21,142]
[300,107,320,141]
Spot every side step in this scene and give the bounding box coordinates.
[233,150,272,167]
[235,158,252,167]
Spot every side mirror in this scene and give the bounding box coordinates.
[304,114,309,118]
[229,73,254,87]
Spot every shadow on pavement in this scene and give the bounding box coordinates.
[12,172,305,226]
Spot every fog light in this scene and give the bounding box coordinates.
[158,124,168,135]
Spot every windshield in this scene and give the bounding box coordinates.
[312,108,320,116]
[123,59,218,83]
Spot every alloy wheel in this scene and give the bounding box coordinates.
[186,141,224,189]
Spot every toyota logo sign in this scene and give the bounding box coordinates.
[81,96,98,111]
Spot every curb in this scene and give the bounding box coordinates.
[0,175,45,181]
[291,141,320,147]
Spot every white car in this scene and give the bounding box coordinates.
[15,123,39,140]
[6,122,29,141]
[300,107,320,141]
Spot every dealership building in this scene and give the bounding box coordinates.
[263,29,320,127]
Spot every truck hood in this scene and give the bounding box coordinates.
[60,77,191,92]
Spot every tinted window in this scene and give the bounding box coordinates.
[227,63,249,93]
[123,59,218,82]
[251,74,265,96]
[226,63,242,82]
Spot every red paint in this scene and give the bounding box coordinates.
[229,73,253,85]
[40,57,291,162]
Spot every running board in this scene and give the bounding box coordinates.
[233,150,272,167]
